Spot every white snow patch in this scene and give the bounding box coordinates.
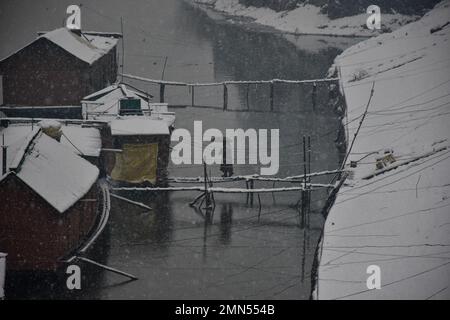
[191,0,416,37]
[317,1,450,300]
[14,132,99,213]
[110,118,170,136]
[42,28,118,65]
[61,126,102,158]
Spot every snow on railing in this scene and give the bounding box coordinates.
[111,185,334,193]
[120,73,340,87]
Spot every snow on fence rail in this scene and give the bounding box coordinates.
[167,170,345,184]
[120,73,340,87]
[111,184,334,193]
[120,73,339,110]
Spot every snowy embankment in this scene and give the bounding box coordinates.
[191,0,416,37]
[315,1,450,299]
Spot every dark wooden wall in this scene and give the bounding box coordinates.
[0,174,99,271]
[0,38,117,106]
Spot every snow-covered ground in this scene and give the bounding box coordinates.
[190,0,417,37]
[315,1,450,299]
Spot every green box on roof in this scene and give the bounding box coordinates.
[119,98,142,115]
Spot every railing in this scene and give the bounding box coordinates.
[120,73,339,112]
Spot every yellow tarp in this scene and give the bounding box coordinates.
[111,143,158,184]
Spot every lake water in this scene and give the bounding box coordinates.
[0,0,360,299]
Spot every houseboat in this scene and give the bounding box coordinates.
[82,83,175,186]
[0,27,121,118]
[0,119,106,271]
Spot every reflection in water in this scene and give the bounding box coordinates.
[109,192,174,250]
[219,204,233,245]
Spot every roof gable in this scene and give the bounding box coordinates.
[42,28,118,65]
[0,28,118,65]
[6,132,99,213]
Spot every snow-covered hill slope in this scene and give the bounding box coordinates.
[315,1,450,299]
[191,0,417,37]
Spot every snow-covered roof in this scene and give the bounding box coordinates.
[83,84,151,114]
[83,84,176,127]
[42,28,118,64]
[61,126,102,157]
[0,28,118,65]
[110,118,169,136]
[4,131,99,213]
[1,122,102,164]
[0,125,38,171]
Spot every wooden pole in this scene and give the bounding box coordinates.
[246,83,250,110]
[161,56,168,81]
[302,136,307,228]
[191,85,195,107]
[203,161,211,209]
[270,82,274,111]
[301,228,306,282]
[272,181,276,204]
[223,84,228,111]
[159,84,165,103]
[257,193,261,211]
[246,180,250,205]
[120,17,125,82]
[312,82,317,110]
[250,179,254,207]
[257,193,262,221]
[307,136,311,228]
[76,256,138,281]
[110,193,152,211]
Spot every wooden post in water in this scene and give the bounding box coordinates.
[246,180,250,205]
[76,256,138,281]
[159,83,165,103]
[312,82,317,110]
[302,136,307,228]
[223,84,228,111]
[250,179,254,207]
[270,82,274,111]
[307,136,311,228]
[257,193,262,220]
[203,161,211,209]
[246,83,250,110]
[191,85,195,107]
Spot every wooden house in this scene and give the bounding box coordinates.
[0,28,120,109]
[81,84,175,186]
[105,118,171,186]
[81,83,175,125]
[0,123,102,271]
